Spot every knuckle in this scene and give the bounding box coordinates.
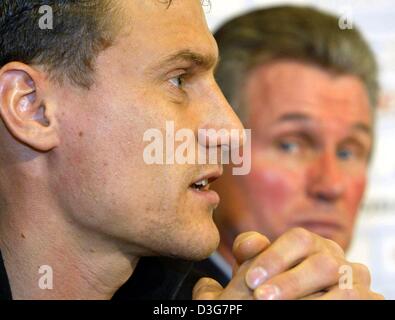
[354,262,370,276]
[288,227,315,251]
[325,239,345,257]
[352,263,371,284]
[313,253,340,279]
[196,277,214,287]
[193,277,215,297]
[252,250,286,276]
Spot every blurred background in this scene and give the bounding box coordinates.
[204,0,395,299]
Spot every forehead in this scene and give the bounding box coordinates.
[245,60,372,128]
[113,0,218,65]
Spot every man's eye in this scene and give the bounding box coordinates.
[278,141,299,153]
[337,149,353,160]
[169,75,185,89]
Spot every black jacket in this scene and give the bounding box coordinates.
[193,258,230,288]
[0,251,11,300]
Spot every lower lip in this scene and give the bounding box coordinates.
[189,188,220,206]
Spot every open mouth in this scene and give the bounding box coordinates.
[190,178,217,191]
[189,171,222,192]
[191,178,209,191]
[188,171,222,206]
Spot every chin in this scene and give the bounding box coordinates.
[178,227,220,261]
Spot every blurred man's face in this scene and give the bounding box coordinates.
[218,60,372,250]
[48,0,242,260]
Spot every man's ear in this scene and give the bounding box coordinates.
[0,62,59,151]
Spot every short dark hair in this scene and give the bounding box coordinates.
[0,0,119,88]
[214,5,379,121]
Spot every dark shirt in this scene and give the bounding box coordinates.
[193,258,230,288]
[0,251,12,300]
[114,256,199,300]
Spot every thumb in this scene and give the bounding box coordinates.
[193,277,224,300]
[233,231,271,265]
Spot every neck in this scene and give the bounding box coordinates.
[0,196,138,300]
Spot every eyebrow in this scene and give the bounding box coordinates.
[153,49,219,71]
[276,112,372,136]
[276,113,312,123]
[351,123,372,136]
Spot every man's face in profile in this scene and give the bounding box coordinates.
[47,0,242,260]
[217,59,372,250]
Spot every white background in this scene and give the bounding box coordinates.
[204,0,395,299]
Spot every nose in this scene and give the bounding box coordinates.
[197,80,245,151]
[307,152,345,203]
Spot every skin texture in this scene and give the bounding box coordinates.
[0,1,383,300]
[216,60,373,261]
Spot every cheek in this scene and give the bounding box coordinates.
[244,163,301,216]
[344,175,367,220]
[56,103,150,200]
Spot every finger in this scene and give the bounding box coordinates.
[302,263,374,300]
[324,238,346,258]
[232,231,271,265]
[253,253,344,300]
[220,259,257,299]
[350,263,371,287]
[301,291,327,300]
[244,228,335,290]
[314,285,385,300]
[232,262,239,276]
[193,277,223,300]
